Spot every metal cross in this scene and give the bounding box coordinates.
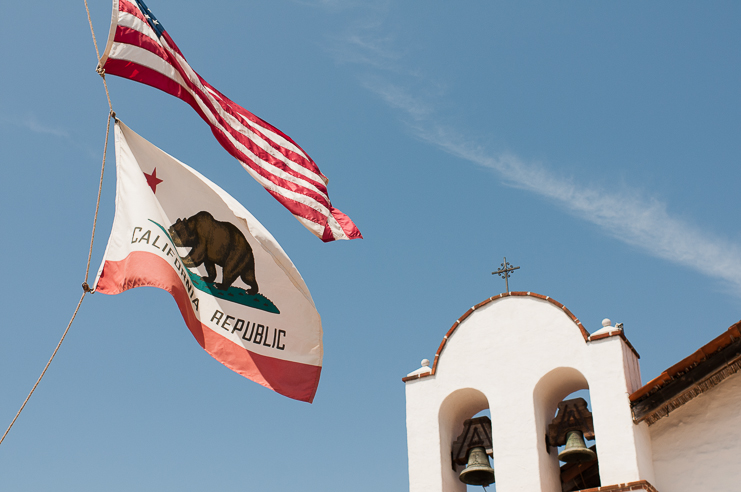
[492,257,520,293]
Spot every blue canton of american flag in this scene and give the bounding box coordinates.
[99,0,362,242]
[134,0,165,38]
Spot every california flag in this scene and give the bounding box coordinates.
[95,121,322,402]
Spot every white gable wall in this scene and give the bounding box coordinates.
[649,370,741,491]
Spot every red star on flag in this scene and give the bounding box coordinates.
[143,168,163,193]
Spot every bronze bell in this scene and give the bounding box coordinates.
[459,446,495,486]
[558,430,597,463]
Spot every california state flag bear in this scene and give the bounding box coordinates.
[95,121,322,402]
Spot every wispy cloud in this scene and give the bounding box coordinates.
[316,4,741,293]
[15,114,70,138]
[360,76,433,120]
[418,122,741,292]
[321,4,402,71]
[1,113,97,159]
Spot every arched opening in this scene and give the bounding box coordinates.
[465,409,495,492]
[553,390,599,491]
[533,367,601,492]
[439,388,494,492]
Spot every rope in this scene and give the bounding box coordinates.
[84,0,113,113]
[83,0,101,61]
[0,109,114,447]
[83,110,115,289]
[0,1,117,448]
[0,293,85,447]
[82,0,116,289]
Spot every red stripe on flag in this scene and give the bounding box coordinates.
[117,0,185,59]
[154,51,332,197]
[208,120,330,200]
[159,30,185,59]
[329,206,363,240]
[114,26,167,60]
[104,58,196,107]
[106,50,332,212]
[203,79,326,180]
[118,0,150,25]
[263,188,337,228]
[95,251,321,403]
[204,81,307,153]
[207,125,332,208]
[112,42,331,200]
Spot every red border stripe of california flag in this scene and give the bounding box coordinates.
[97,252,321,403]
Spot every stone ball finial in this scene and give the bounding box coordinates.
[406,358,432,377]
[602,318,611,327]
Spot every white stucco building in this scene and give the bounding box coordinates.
[403,291,741,492]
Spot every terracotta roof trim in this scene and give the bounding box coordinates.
[629,320,741,425]
[630,320,741,403]
[402,292,639,383]
[589,331,640,358]
[577,479,658,492]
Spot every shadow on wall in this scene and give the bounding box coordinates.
[440,388,494,492]
[468,406,496,492]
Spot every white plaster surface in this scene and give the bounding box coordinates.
[404,296,655,492]
[650,370,741,492]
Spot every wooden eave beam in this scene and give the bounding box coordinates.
[631,336,741,423]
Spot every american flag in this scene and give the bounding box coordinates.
[99,0,361,242]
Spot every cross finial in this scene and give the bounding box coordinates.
[492,256,520,293]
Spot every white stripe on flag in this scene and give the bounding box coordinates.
[204,86,313,164]
[109,44,188,91]
[164,48,329,191]
[111,32,334,209]
[118,11,159,43]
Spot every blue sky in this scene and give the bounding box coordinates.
[0,1,739,490]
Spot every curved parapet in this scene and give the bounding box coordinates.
[403,291,638,383]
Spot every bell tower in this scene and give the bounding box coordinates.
[402,292,657,492]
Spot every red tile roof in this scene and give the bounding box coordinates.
[630,320,741,402]
[629,320,741,424]
[578,480,658,492]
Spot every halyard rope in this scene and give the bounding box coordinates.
[83,108,114,292]
[0,1,114,448]
[85,0,114,114]
[82,0,115,290]
[0,293,85,447]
